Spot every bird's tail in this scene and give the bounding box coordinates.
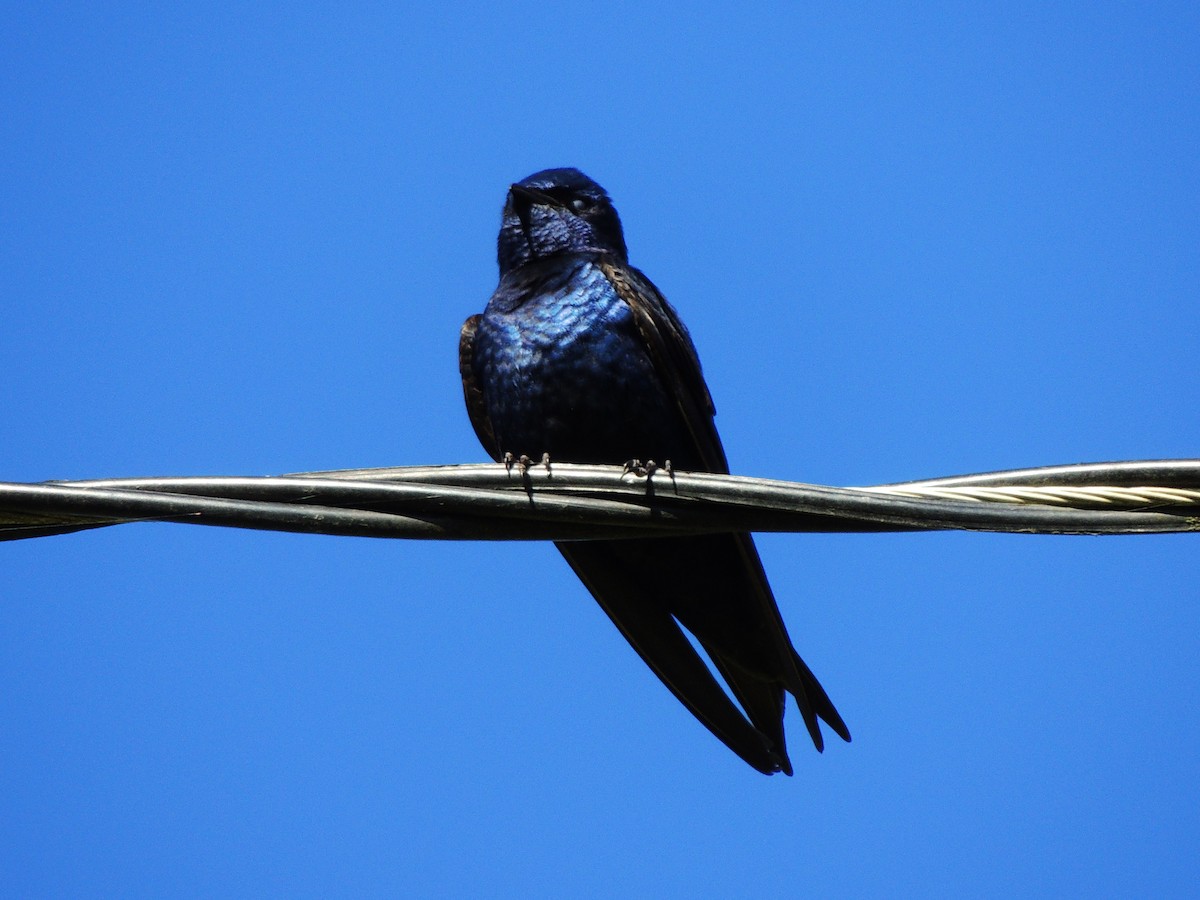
[789,649,852,751]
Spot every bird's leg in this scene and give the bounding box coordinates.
[623,458,669,479]
[622,458,675,496]
[640,459,662,498]
[502,452,533,474]
[502,451,551,476]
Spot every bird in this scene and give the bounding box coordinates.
[459,167,850,774]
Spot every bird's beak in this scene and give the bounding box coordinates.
[508,183,562,213]
[508,184,562,258]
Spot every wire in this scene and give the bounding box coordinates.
[1,459,1197,543]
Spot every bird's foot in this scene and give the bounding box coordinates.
[503,451,551,475]
[623,458,672,478]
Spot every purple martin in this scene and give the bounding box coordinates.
[459,168,849,774]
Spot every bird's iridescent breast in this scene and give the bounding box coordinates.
[472,257,684,464]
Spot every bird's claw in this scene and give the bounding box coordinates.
[622,458,672,479]
[502,451,521,473]
[502,451,551,475]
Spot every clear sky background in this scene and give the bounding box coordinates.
[3,4,1198,897]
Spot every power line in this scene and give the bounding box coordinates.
[2,459,1197,543]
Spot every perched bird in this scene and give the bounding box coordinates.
[459,168,850,774]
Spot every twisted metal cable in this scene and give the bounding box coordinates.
[1,459,1197,543]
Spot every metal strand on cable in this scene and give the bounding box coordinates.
[1,459,1197,543]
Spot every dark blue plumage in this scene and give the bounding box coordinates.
[460,168,849,774]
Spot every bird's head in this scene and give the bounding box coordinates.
[497,168,628,273]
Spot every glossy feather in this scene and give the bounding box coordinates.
[460,168,849,773]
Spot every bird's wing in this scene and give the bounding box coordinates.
[593,258,850,756]
[558,540,787,774]
[598,260,729,474]
[464,304,786,770]
[459,314,499,458]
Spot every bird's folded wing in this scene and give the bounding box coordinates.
[557,541,786,774]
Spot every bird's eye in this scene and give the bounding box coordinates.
[570,197,591,213]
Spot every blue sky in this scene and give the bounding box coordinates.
[3,4,1198,896]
